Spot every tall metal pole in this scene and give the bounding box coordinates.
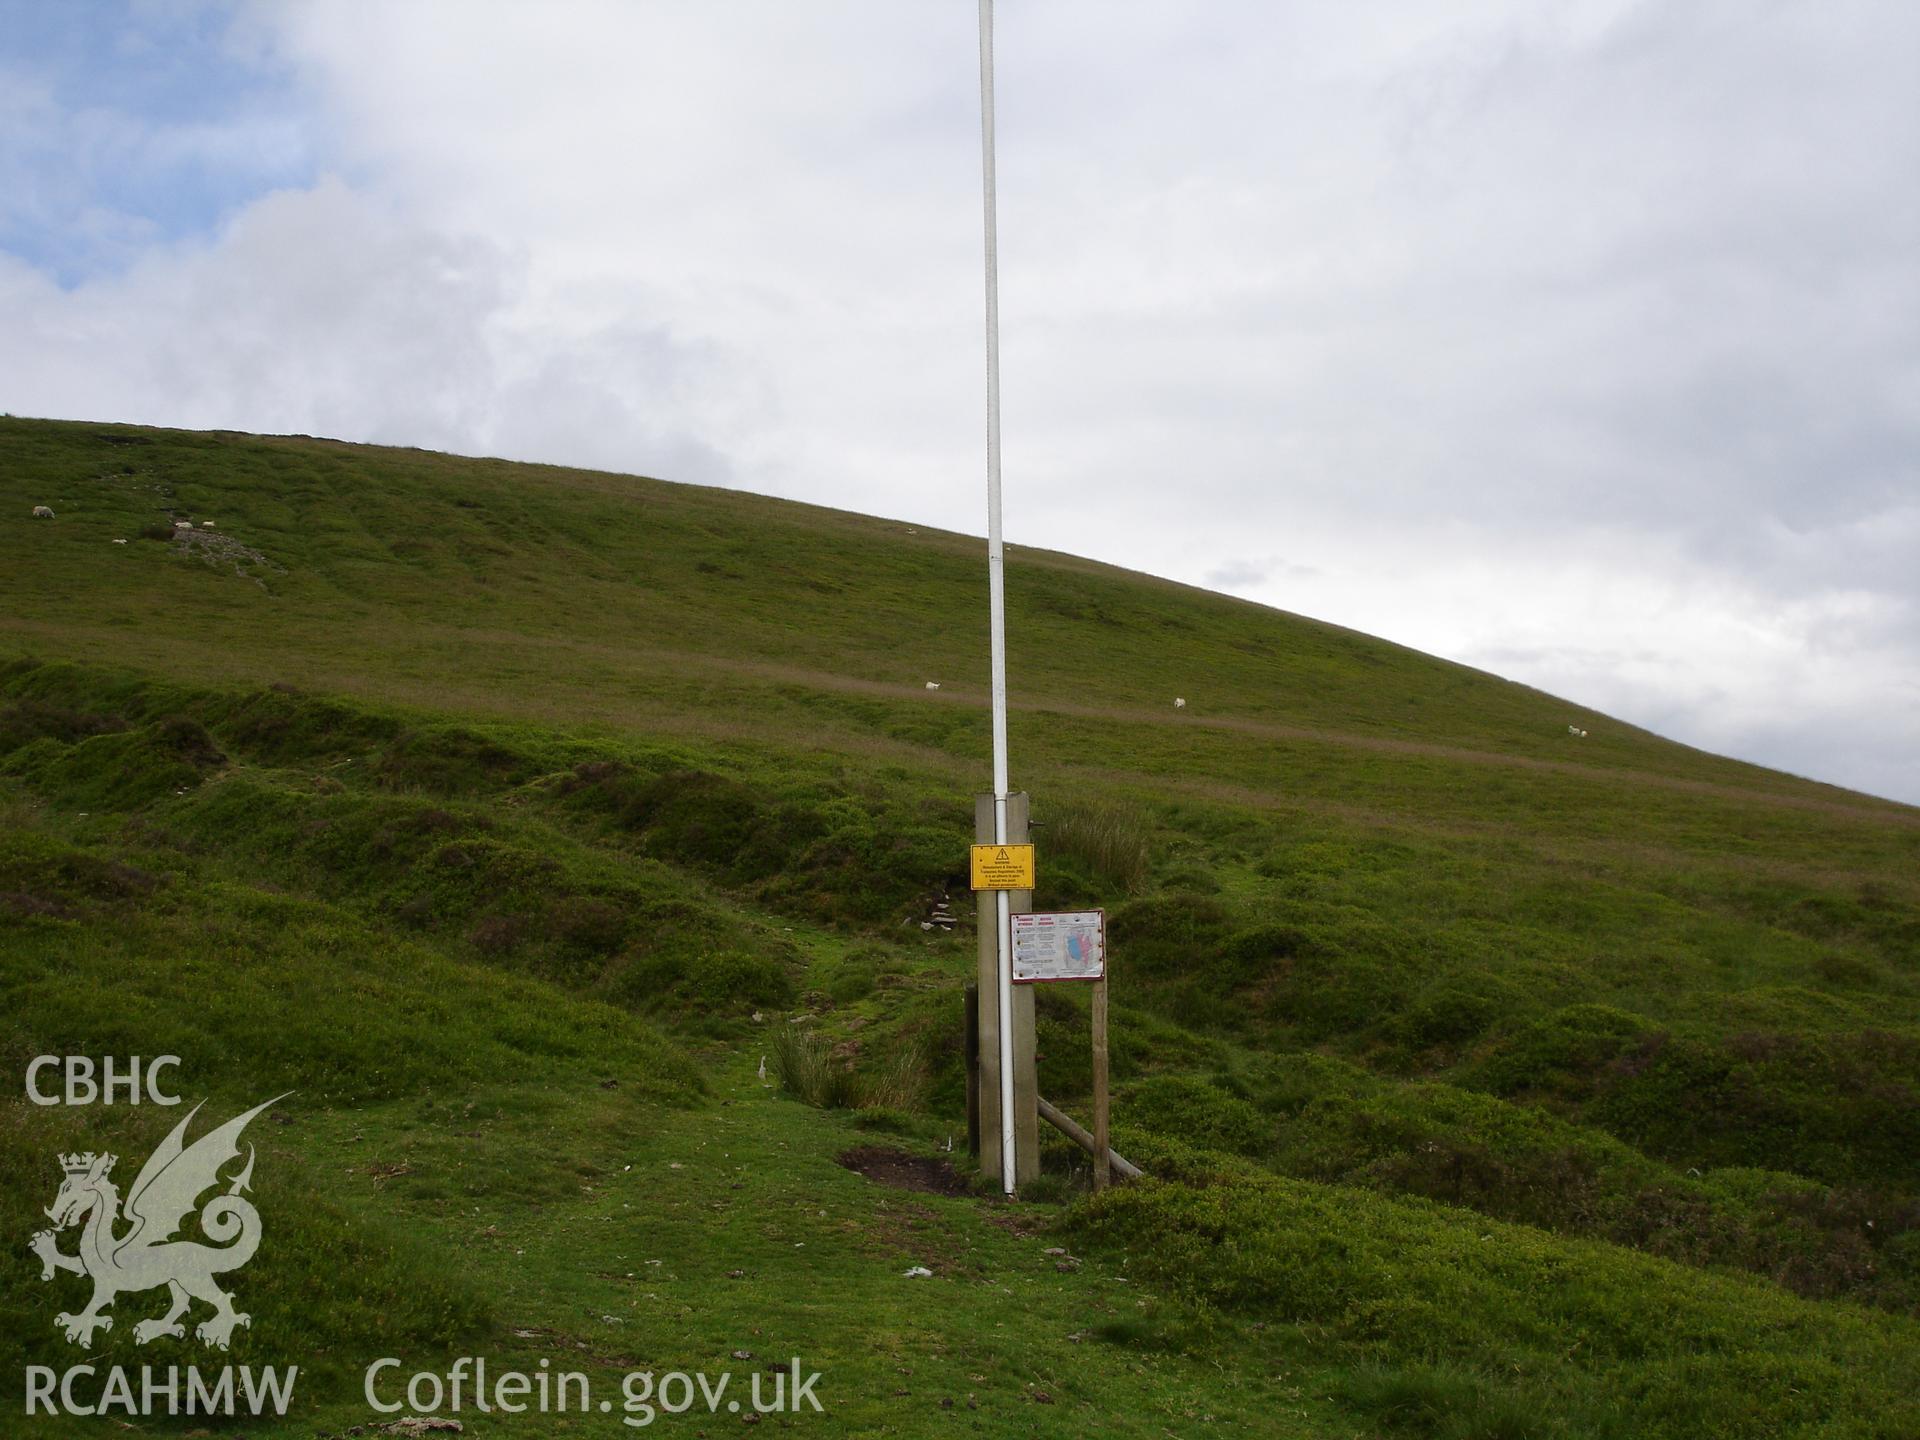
[977,0,1017,1195]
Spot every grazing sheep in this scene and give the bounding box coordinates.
[1174,697,1186,710]
[201,520,216,529]
[112,538,127,545]
[925,681,941,691]
[173,519,192,529]
[31,505,54,518]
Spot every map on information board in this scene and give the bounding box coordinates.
[1010,910,1105,983]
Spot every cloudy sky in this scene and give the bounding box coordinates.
[3,0,1915,802]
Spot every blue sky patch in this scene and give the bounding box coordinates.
[0,0,320,284]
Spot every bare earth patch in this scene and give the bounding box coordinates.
[836,1146,969,1196]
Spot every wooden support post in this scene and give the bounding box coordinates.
[1092,972,1110,1191]
[1036,1096,1143,1181]
[974,791,1038,1187]
[963,983,980,1160]
[973,799,1002,1185]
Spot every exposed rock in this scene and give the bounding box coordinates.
[172,525,283,585]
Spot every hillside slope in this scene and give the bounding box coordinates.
[3,417,1917,1438]
[7,417,1901,795]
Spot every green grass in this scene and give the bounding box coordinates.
[3,416,1918,1436]
[1070,1154,1920,1438]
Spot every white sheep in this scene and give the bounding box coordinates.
[112,538,127,545]
[1174,697,1187,710]
[173,519,192,529]
[201,520,216,529]
[925,681,941,691]
[31,505,54,519]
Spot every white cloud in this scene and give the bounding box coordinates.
[0,175,744,483]
[4,180,495,442]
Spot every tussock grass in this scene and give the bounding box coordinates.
[1044,795,1152,895]
[855,1036,930,1111]
[770,1023,857,1109]
[771,1023,928,1112]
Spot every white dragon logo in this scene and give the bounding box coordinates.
[29,1095,288,1350]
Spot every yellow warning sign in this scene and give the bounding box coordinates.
[970,843,1036,891]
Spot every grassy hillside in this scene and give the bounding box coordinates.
[2,416,1917,1437]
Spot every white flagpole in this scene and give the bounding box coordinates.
[977,0,1017,1195]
